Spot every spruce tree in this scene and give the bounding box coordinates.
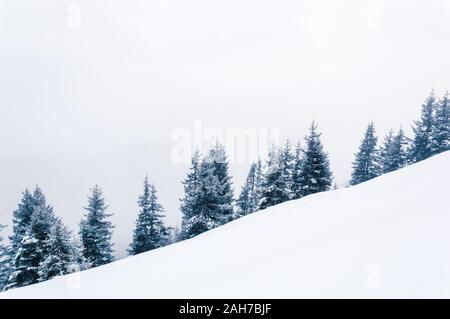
[38,218,78,282]
[129,176,169,255]
[0,222,8,291]
[291,142,304,200]
[179,143,234,239]
[409,91,436,163]
[6,232,40,289]
[381,128,409,173]
[236,160,263,216]
[297,122,333,196]
[259,145,291,210]
[206,142,235,221]
[9,189,34,253]
[5,187,57,289]
[79,185,114,268]
[350,121,381,185]
[379,130,394,170]
[431,91,450,155]
[279,140,294,199]
[179,151,202,240]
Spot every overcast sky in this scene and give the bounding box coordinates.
[1,0,450,257]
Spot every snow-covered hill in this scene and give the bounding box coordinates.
[2,152,450,298]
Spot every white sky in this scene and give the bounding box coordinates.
[1,0,450,257]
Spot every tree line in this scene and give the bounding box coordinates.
[0,90,448,292]
[350,90,449,185]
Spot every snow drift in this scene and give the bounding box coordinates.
[2,152,450,298]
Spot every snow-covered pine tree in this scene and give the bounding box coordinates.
[350,121,381,185]
[236,159,262,216]
[5,232,40,289]
[179,151,202,240]
[291,142,304,200]
[4,189,35,290]
[29,187,57,255]
[379,129,394,169]
[206,141,235,222]
[236,163,256,217]
[0,221,8,291]
[259,145,291,210]
[431,91,450,155]
[9,189,34,254]
[79,185,114,268]
[297,122,333,196]
[279,140,294,199]
[409,91,437,163]
[180,143,234,239]
[129,176,169,255]
[38,218,78,282]
[5,187,57,289]
[381,127,409,173]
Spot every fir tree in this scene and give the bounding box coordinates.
[79,185,114,268]
[259,145,291,210]
[297,122,333,196]
[381,128,409,173]
[431,91,450,155]
[129,176,169,255]
[236,160,263,216]
[180,143,234,239]
[350,121,381,185]
[0,222,8,291]
[291,142,304,200]
[279,140,294,199]
[5,187,57,289]
[179,151,202,240]
[6,232,40,289]
[409,91,436,163]
[206,142,235,221]
[9,189,34,253]
[38,218,78,282]
[379,130,394,169]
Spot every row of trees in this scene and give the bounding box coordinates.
[0,186,114,290]
[350,91,449,185]
[179,122,333,239]
[0,177,170,291]
[0,90,448,292]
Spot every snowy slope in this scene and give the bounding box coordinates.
[2,152,450,299]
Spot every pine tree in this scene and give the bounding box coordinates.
[79,185,114,268]
[279,140,294,199]
[9,189,34,253]
[179,143,234,239]
[381,128,409,173]
[350,121,381,185]
[206,142,235,221]
[431,91,450,155]
[6,232,40,289]
[38,218,78,282]
[409,91,436,163]
[259,145,291,210]
[236,160,263,216]
[291,142,304,200]
[379,130,394,170]
[0,221,8,291]
[29,188,57,256]
[179,151,202,240]
[129,176,169,255]
[5,187,57,289]
[297,122,333,196]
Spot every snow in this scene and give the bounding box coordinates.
[2,152,450,298]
